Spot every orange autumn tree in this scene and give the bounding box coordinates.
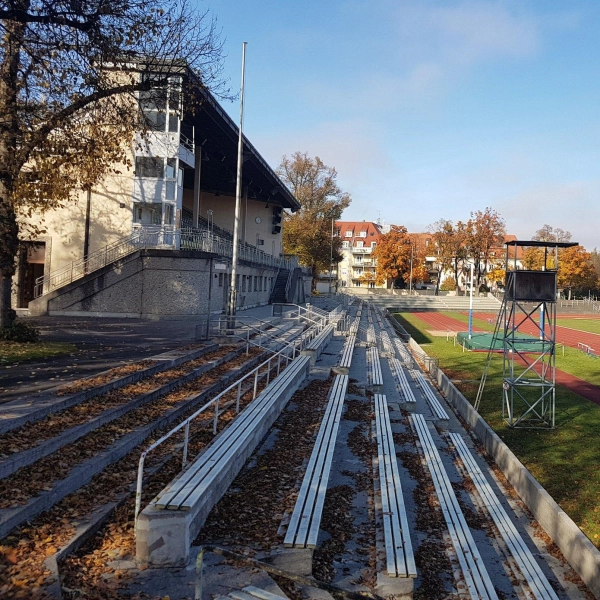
[557,246,598,299]
[372,225,425,289]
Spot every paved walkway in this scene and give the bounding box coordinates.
[0,306,280,405]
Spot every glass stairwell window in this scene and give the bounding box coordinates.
[139,74,182,133]
[165,158,177,200]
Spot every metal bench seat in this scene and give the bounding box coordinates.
[411,414,498,600]
[284,374,349,548]
[136,355,312,566]
[374,393,416,578]
[367,346,383,389]
[389,358,417,406]
[449,433,559,600]
[413,370,449,421]
[156,356,311,511]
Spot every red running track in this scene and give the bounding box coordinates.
[470,312,600,353]
[408,311,600,406]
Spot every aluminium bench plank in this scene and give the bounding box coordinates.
[374,393,416,578]
[367,347,384,387]
[389,358,417,404]
[284,374,348,548]
[413,371,449,420]
[411,414,498,600]
[449,433,560,600]
[155,356,310,510]
[338,334,356,369]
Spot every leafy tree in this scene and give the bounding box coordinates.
[464,207,506,287]
[439,276,457,291]
[557,246,598,299]
[372,225,413,288]
[428,219,469,294]
[0,0,226,328]
[590,248,600,276]
[533,224,572,243]
[278,152,351,291]
[487,267,505,288]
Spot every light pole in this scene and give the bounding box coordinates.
[329,217,334,295]
[468,262,474,339]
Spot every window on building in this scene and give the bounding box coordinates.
[218,273,224,287]
[345,230,353,237]
[133,202,162,225]
[356,241,364,248]
[139,75,182,133]
[242,276,247,292]
[358,231,367,237]
[236,274,240,291]
[342,241,349,248]
[355,255,363,263]
[135,157,164,178]
[371,241,376,248]
[163,204,174,225]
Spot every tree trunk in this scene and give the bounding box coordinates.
[0,13,27,329]
[0,191,19,329]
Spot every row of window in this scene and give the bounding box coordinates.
[341,241,376,249]
[217,273,274,293]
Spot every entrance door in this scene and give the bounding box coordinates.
[18,242,45,307]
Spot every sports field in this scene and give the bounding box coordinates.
[394,310,600,549]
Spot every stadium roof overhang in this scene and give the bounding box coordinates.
[185,87,300,212]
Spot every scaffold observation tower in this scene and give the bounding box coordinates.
[475,240,577,428]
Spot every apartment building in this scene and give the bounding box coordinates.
[335,220,384,288]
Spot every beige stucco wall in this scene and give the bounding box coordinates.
[19,168,134,275]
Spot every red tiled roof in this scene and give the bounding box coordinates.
[335,221,383,246]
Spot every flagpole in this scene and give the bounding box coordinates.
[228,42,247,321]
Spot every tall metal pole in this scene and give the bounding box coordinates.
[329,218,334,295]
[227,42,247,320]
[468,262,474,339]
[409,243,414,294]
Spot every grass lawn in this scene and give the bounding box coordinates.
[414,310,600,387]
[557,318,600,336]
[394,311,600,548]
[0,341,76,364]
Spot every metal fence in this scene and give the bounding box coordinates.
[34,226,297,298]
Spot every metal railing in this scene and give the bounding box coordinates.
[34,227,295,299]
[134,319,326,521]
[34,229,153,298]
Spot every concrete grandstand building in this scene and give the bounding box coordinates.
[14,63,309,318]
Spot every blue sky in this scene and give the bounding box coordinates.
[200,0,600,250]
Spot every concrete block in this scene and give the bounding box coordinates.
[269,548,313,577]
[301,348,318,366]
[376,572,414,599]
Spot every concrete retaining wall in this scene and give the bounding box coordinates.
[409,338,600,599]
[29,250,278,319]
